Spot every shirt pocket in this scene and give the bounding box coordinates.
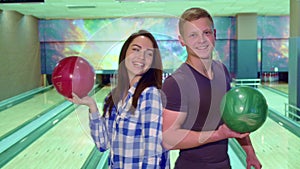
[118,112,143,138]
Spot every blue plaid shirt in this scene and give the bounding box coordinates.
[89,84,169,169]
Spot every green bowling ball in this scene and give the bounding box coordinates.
[220,86,268,133]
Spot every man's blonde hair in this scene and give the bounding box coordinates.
[179,7,214,36]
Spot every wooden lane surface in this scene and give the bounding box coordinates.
[262,82,288,94]
[0,88,65,138]
[258,87,288,116]
[250,117,300,169]
[3,86,111,169]
[250,86,299,168]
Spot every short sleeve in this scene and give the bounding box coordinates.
[161,76,187,112]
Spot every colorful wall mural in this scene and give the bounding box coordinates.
[39,16,289,74]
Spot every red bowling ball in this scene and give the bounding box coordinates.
[52,56,95,98]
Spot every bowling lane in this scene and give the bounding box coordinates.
[250,117,300,169]
[2,86,111,169]
[0,87,65,138]
[258,87,288,116]
[248,87,300,169]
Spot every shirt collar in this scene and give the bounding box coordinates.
[128,81,138,96]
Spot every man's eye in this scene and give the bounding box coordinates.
[189,33,197,38]
[204,31,213,35]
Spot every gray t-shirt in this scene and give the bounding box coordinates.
[162,61,232,169]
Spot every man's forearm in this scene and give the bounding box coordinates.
[236,136,256,155]
[163,129,219,150]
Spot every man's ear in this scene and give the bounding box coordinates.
[214,29,216,39]
[178,35,186,47]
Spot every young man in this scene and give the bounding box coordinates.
[162,7,262,169]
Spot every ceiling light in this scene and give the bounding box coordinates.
[67,5,96,9]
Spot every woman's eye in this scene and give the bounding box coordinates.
[132,47,140,52]
[145,51,154,57]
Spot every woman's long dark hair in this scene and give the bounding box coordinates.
[103,30,163,116]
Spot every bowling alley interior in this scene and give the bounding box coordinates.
[0,0,299,168]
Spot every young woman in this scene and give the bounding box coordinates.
[69,30,169,169]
